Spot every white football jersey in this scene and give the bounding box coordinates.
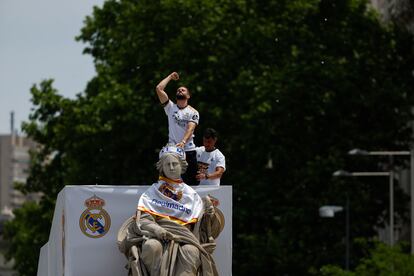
[164,100,199,151]
[195,146,226,186]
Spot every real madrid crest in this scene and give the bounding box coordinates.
[159,183,183,201]
[79,195,111,238]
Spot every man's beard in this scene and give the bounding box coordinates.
[176,94,187,100]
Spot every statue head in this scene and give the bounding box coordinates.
[156,145,188,180]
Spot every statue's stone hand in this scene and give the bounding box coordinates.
[154,227,173,242]
[202,196,215,216]
[202,242,217,254]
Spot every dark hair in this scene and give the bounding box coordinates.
[203,128,218,139]
[184,86,191,96]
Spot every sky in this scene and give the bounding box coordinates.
[0,0,105,135]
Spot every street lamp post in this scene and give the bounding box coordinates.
[348,148,413,251]
[319,202,349,270]
[333,170,393,246]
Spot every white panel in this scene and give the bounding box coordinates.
[38,185,232,276]
[36,244,48,276]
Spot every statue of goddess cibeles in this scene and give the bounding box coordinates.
[117,144,225,276]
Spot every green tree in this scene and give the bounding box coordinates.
[320,240,414,276]
[4,0,414,275]
[3,200,54,276]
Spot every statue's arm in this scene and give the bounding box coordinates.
[139,215,174,241]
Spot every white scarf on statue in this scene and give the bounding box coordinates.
[137,176,204,225]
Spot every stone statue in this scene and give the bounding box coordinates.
[117,145,225,276]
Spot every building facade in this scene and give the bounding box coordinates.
[0,134,38,216]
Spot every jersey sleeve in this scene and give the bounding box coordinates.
[163,100,173,115]
[189,110,200,125]
[216,151,226,171]
[195,147,202,157]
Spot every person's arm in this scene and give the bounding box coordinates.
[176,121,196,148]
[204,166,225,180]
[196,166,225,181]
[155,72,179,104]
[197,152,225,180]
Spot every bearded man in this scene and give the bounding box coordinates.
[118,145,224,276]
[155,72,199,185]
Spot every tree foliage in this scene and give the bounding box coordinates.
[4,0,414,275]
[320,240,414,275]
[3,201,53,276]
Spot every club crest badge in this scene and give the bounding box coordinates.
[79,195,111,238]
[159,183,183,201]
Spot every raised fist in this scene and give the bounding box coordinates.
[170,72,179,81]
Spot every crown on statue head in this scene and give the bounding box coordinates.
[159,144,186,160]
